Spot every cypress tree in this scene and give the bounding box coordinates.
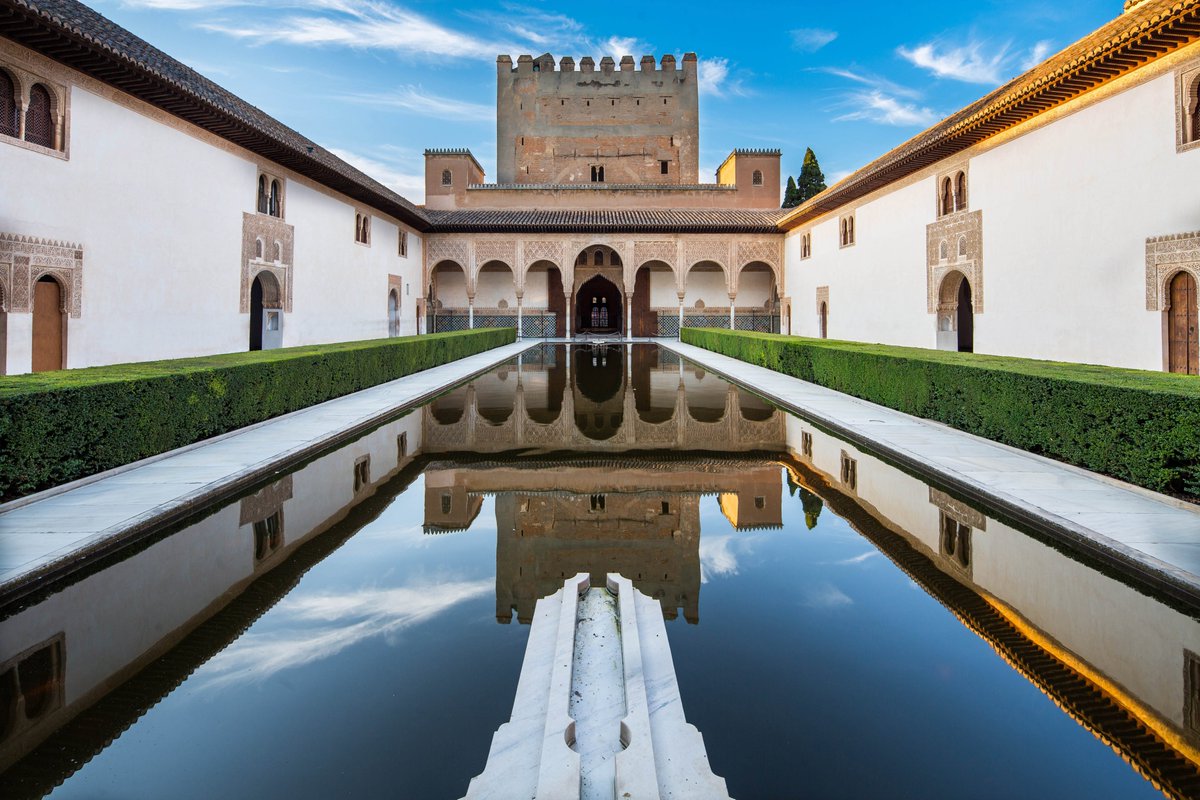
[782,175,800,208]
[797,147,827,203]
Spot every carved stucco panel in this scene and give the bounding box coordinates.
[240,213,294,313]
[474,239,517,268]
[1145,232,1200,310]
[523,239,565,270]
[926,209,984,314]
[816,285,829,313]
[634,240,677,268]
[0,233,84,315]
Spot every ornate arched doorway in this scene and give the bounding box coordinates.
[249,271,283,351]
[936,271,973,353]
[575,274,622,335]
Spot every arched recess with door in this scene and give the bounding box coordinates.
[631,260,674,336]
[936,270,974,353]
[1167,270,1198,374]
[32,274,66,371]
[388,289,400,337]
[248,270,283,351]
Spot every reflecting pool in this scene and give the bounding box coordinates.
[1,344,1197,799]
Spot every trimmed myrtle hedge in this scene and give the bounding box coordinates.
[682,328,1200,500]
[0,329,515,500]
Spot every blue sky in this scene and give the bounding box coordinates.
[94,0,1118,202]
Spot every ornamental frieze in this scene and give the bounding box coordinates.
[0,233,84,316]
[426,238,471,268]
[926,210,984,314]
[634,240,677,268]
[474,239,517,267]
[1145,231,1200,310]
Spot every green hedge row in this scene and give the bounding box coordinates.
[682,329,1200,500]
[0,329,515,500]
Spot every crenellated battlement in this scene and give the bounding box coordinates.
[497,52,696,75]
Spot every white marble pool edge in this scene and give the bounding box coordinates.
[659,339,1200,606]
[0,340,541,602]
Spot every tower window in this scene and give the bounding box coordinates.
[660,160,669,175]
[441,169,452,187]
[752,170,763,186]
[591,165,605,182]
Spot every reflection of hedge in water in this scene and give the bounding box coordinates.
[0,329,515,500]
[684,328,1200,500]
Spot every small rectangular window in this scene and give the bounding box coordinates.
[353,455,371,493]
[253,511,283,562]
[661,501,670,515]
[399,230,408,257]
[441,493,452,515]
[397,432,408,460]
[660,160,669,175]
[801,431,813,458]
[840,452,857,491]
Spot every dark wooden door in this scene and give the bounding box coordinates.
[32,277,63,372]
[632,269,653,336]
[1169,271,1198,374]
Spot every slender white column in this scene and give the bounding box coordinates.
[516,296,523,339]
[469,298,475,329]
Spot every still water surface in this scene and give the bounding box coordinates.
[1,344,1197,799]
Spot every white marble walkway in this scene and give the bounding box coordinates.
[661,340,1200,602]
[0,340,538,597]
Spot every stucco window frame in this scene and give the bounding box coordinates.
[0,56,69,161]
[1176,61,1200,153]
[838,213,856,249]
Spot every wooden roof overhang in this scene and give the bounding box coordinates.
[778,0,1200,231]
[0,0,432,231]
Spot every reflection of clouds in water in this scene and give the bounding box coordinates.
[801,582,853,609]
[700,535,740,583]
[699,534,769,583]
[834,550,881,567]
[195,579,491,690]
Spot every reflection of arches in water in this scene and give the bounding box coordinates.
[632,345,675,423]
[684,371,726,423]
[738,390,775,422]
[574,345,623,403]
[575,274,622,333]
[430,385,468,424]
[574,410,623,441]
[475,372,514,425]
[524,356,567,424]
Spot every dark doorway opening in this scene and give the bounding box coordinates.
[576,275,621,334]
[956,278,974,353]
[250,276,265,351]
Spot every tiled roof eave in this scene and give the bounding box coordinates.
[778,0,1200,230]
[1,0,432,231]
[428,223,783,234]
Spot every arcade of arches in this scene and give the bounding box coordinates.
[424,235,785,336]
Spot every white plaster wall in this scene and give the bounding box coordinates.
[524,269,552,308]
[735,269,772,307]
[433,266,469,308]
[647,269,678,306]
[784,66,1200,371]
[682,267,729,308]
[475,268,518,307]
[0,72,423,373]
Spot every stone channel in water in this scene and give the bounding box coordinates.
[0,343,1196,799]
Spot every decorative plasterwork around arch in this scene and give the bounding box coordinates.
[926,209,983,314]
[1146,231,1200,310]
[241,212,293,313]
[735,240,783,284]
[0,232,83,316]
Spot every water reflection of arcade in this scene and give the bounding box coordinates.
[423,458,784,624]
[423,344,785,452]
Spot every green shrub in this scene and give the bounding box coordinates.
[682,329,1200,500]
[0,329,515,500]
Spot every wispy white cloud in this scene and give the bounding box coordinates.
[195,579,491,690]
[790,28,837,53]
[816,67,922,100]
[800,582,853,609]
[898,37,1058,85]
[834,89,938,127]
[699,535,741,582]
[326,145,426,198]
[897,40,1009,84]
[599,36,645,57]
[835,550,881,566]
[1021,39,1055,70]
[187,0,523,61]
[340,85,493,122]
[698,57,748,98]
